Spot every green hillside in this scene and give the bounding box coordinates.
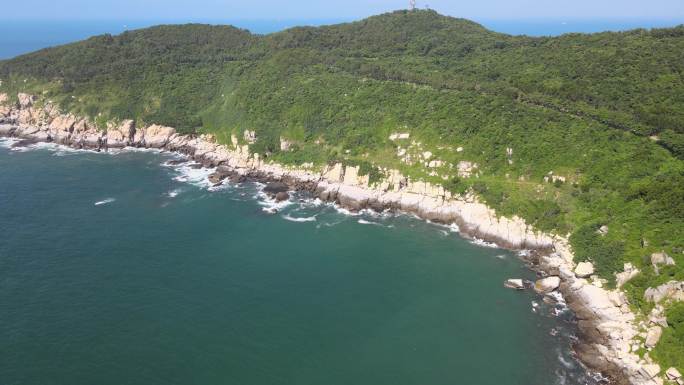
[1,10,683,367]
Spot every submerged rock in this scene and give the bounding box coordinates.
[208,165,235,184]
[504,279,524,290]
[12,138,37,147]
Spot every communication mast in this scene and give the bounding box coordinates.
[409,0,416,11]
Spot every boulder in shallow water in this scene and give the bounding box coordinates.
[504,279,524,290]
[534,276,560,294]
[275,191,289,202]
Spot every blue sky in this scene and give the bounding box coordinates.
[3,0,684,21]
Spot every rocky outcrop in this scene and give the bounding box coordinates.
[575,261,595,278]
[644,281,684,304]
[651,252,676,275]
[666,367,683,385]
[504,279,524,290]
[645,326,663,349]
[617,263,641,288]
[0,93,667,385]
[534,276,561,293]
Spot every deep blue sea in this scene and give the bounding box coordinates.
[0,18,682,59]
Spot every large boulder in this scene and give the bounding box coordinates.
[574,262,595,278]
[106,120,135,146]
[645,326,662,348]
[263,182,289,195]
[208,166,235,185]
[666,367,682,382]
[144,124,175,148]
[49,115,76,133]
[639,364,661,380]
[534,276,561,294]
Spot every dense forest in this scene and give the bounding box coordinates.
[1,9,683,369]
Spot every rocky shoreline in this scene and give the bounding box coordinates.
[0,93,668,385]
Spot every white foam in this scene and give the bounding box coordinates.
[557,349,576,369]
[172,164,215,188]
[470,238,499,248]
[333,206,360,216]
[282,214,317,223]
[167,188,182,198]
[547,291,570,316]
[358,219,382,226]
[0,137,21,148]
[495,254,507,260]
[94,198,115,206]
[255,190,292,212]
[111,147,163,154]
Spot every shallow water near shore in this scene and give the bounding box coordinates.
[0,142,600,385]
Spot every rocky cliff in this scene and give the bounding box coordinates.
[0,93,672,385]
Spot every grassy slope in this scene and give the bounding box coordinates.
[1,9,683,369]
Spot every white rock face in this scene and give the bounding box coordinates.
[575,262,595,278]
[144,124,175,148]
[644,281,684,303]
[645,326,662,348]
[651,252,675,274]
[18,93,35,108]
[389,132,410,140]
[666,367,682,381]
[534,276,561,294]
[641,364,661,380]
[280,137,292,151]
[457,161,477,178]
[616,263,640,288]
[243,130,256,143]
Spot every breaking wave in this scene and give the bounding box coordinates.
[94,198,115,206]
[282,214,317,222]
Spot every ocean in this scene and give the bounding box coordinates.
[0,139,599,384]
[0,18,682,59]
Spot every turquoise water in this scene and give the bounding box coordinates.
[0,140,598,384]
